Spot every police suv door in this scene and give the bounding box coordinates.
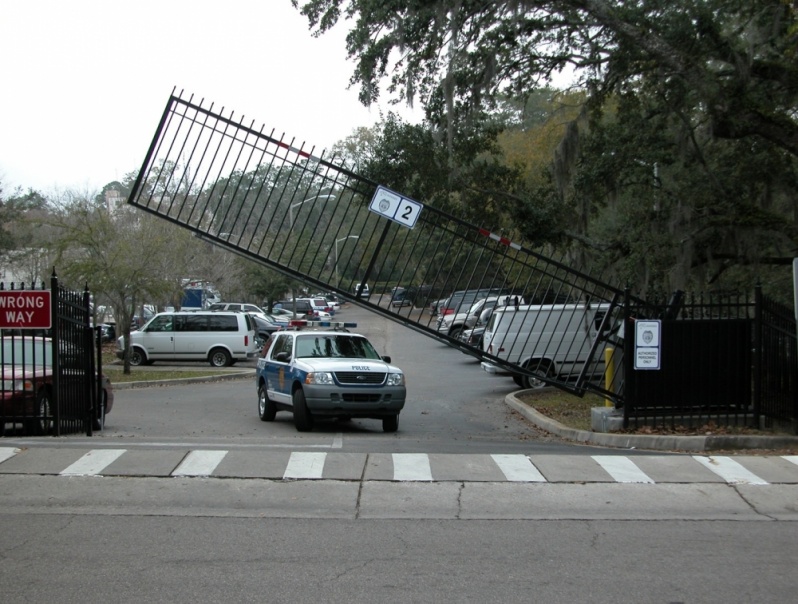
[265,333,294,405]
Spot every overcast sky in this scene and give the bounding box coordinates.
[1,0,408,194]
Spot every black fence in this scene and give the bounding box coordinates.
[1,273,104,436]
[623,288,797,433]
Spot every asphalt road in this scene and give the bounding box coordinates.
[93,302,609,454]
[2,302,797,603]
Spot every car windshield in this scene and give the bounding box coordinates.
[1,339,54,367]
[294,334,381,359]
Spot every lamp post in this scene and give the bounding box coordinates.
[335,236,359,287]
[288,193,335,317]
[289,194,335,229]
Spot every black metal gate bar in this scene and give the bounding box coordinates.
[127,90,635,400]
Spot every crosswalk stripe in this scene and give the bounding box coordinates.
[692,455,769,485]
[172,450,228,476]
[592,455,655,483]
[392,453,432,481]
[0,447,20,464]
[784,455,798,467]
[284,452,327,479]
[60,449,127,476]
[491,454,547,482]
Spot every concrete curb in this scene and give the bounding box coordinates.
[111,370,254,390]
[505,391,798,452]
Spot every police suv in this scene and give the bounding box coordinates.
[255,320,406,432]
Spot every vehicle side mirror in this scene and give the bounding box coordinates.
[381,355,391,363]
[275,351,291,362]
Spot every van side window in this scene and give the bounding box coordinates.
[208,315,238,332]
[147,315,174,332]
[182,315,209,332]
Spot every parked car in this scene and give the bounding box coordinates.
[436,295,525,339]
[1,336,113,434]
[391,285,433,308]
[481,302,613,388]
[98,323,116,342]
[437,288,513,317]
[117,310,259,367]
[209,302,270,321]
[353,283,370,299]
[255,321,406,432]
[251,315,283,349]
[274,299,332,319]
[309,297,335,316]
[315,293,341,311]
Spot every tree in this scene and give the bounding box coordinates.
[46,189,194,373]
[293,0,798,295]
[294,0,797,156]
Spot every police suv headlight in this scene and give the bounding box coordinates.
[386,373,405,386]
[305,372,334,385]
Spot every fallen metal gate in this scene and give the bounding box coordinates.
[128,90,633,401]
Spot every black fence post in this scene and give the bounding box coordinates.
[752,284,762,426]
[50,269,60,436]
[622,287,633,429]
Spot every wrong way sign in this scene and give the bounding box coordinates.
[0,290,52,329]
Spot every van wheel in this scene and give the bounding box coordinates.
[522,361,554,389]
[258,384,276,421]
[448,327,463,339]
[292,389,313,432]
[209,348,232,367]
[129,348,146,366]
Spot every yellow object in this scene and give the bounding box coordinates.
[604,346,615,407]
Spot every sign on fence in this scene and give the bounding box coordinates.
[634,320,661,370]
[0,290,52,329]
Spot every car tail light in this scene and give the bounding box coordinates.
[442,308,454,315]
[245,335,249,346]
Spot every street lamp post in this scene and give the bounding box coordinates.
[289,194,335,229]
[335,235,359,287]
[288,193,335,317]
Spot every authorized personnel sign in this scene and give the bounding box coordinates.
[634,320,661,370]
[0,290,52,329]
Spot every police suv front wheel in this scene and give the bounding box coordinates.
[292,389,314,432]
[382,415,399,433]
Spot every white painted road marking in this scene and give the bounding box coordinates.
[60,449,127,476]
[284,452,327,479]
[491,454,547,482]
[593,455,655,483]
[392,453,433,481]
[0,447,20,464]
[172,450,228,476]
[784,455,798,467]
[693,456,769,485]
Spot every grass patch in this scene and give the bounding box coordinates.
[107,369,236,383]
[517,389,606,431]
[517,388,794,439]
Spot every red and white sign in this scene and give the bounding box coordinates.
[0,291,52,329]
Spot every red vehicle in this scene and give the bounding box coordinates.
[1,336,113,435]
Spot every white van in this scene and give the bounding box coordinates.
[117,311,258,367]
[481,302,614,388]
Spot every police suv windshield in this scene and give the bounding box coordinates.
[294,334,381,360]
